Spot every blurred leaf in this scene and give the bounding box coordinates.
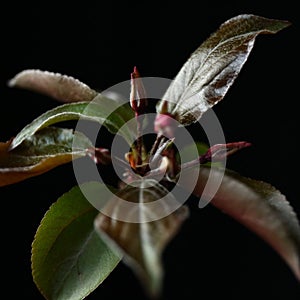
[157,14,290,125]
[32,182,121,300]
[8,69,98,102]
[180,166,300,281]
[94,179,189,298]
[0,127,92,186]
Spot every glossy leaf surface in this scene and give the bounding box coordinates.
[32,182,121,300]
[157,14,290,125]
[9,98,134,150]
[0,127,92,186]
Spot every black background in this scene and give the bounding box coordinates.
[1,1,299,299]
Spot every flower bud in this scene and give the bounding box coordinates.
[154,113,178,139]
[130,66,147,115]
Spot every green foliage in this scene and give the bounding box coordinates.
[32,182,121,300]
[9,99,134,150]
[0,14,297,300]
[0,127,92,186]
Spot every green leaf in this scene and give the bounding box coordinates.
[9,98,135,150]
[94,179,189,298]
[180,166,300,281]
[0,127,92,187]
[157,14,291,125]
[8,69,98,103]
[31,182,121,300]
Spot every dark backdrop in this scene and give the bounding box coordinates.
[1,1,299,299]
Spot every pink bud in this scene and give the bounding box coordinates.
[130,66,147,115]
[154,113,178,138]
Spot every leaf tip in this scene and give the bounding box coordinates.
[7,77,16,88]
[7,69,39,88]
[7,137,19,151]
[270,19,292,35]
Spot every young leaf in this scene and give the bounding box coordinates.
[156,14,291,125]
[8,69,98,103]
[9,98,135,150]
[179,141,209,163]
[177,141,223,168]
[180,166,300,281]
[31,182,121,300]
[94,179,189,298]
[0,127,92,187]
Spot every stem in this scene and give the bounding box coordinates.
[149,133,165,158]
[135,113,144,166]
[130,66,147,167]
[150,138,174,167]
